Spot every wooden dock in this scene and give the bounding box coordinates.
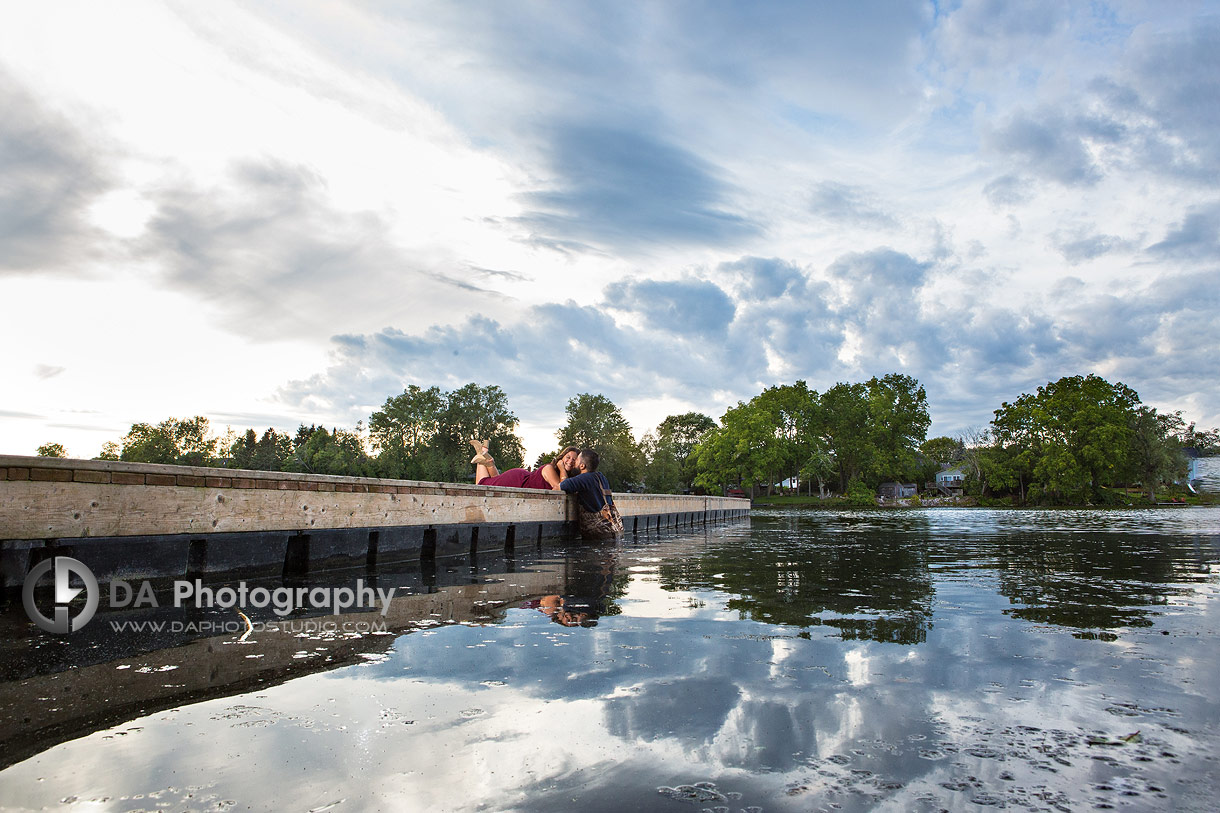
[0,456,749,588]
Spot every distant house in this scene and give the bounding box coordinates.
[878,481,918,498]
[933,467,965,494]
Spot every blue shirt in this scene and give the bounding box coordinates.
[560,471,614,513]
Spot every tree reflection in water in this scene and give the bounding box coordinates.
[657,512,937,644]
[992,531,1215,630]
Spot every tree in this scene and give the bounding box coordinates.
[640,430,682,494]
[557,393,642,490]
[656,412,716,464]
[821,382,872,490]
[368,385,444,480]
[95,441,120,461]
[642,412,716,493]
[1127,407,1189,500]
[865,373,931,484]
[227,428,293,472]
[368,383,523,482]
[431,384,524,482]
[36,443,67,458]
[991,374,1141,503]
[119,417,217,466]
[920,436,962,467]
[288,425,374,477]
[691,397,783,496]
[751,382,817,494]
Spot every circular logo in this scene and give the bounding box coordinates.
[22,556,99,634]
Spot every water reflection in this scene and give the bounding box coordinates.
[658,512,936,643]
[2,510,1219,812]
[992,531,1215,629]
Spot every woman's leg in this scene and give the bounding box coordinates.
[475,456,499,482]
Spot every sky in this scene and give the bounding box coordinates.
[2,0,1218,463]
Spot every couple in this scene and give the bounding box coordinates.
[470,440,624,539]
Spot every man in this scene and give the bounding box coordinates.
[560,448,624,539]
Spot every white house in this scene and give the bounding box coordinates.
[935,467,965,489]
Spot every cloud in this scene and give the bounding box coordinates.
[604,675,740,744]
[829,248,929,292]
[1051,228,1132,264]
[717,256,808,302]
[275,237,1220,444]
[809,182,897,228]
[1146,201,1220,262]
[986,110,1106,186]
[604,278,736,338]
[518,125,759,251]
[34,364,66,380]
[0,409,44,420]
[982,175,1034,208]
[1123,18,1220,180]
[0,69,111,274]
[135,158,487,339]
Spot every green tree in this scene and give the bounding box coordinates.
[557,393,642,490]
[36,443,67,458]
[288,425,374,477]
[120,417,217,466]
[432,383,525,482]
[821,382,872,490]
[368,385,445,480]
[369,383,523,482]
[227,428,293,472]
[657,412,716,466]
[640,430,682,494]
[691,398,781,496]
[1127,407,1189,500]
[865,373,931,484]
[991,374,1142,503]
[95,441,120,461]
[920,436,962,467]
[642,412,716,493]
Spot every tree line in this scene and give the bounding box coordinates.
[36,372,1217,503]
[687,373,1216,504]
[39,385,696,492]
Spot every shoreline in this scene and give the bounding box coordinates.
[751,494,1218,510]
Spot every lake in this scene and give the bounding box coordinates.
[2,486,1219,810]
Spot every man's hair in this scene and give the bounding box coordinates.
[579,448,600,471]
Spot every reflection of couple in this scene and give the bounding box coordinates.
[533,594,597,627]
[526,548,620,626]
[470,440,623,539]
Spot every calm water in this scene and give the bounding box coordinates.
[2,503,1220,811]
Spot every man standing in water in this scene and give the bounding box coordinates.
[560,448,624,539]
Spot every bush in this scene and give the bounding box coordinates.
[845,480,876,507]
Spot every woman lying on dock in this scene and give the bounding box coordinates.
[469,439,580,491]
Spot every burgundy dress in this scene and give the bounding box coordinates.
[478,466,553,490]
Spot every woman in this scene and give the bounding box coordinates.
[470,439,580,491]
